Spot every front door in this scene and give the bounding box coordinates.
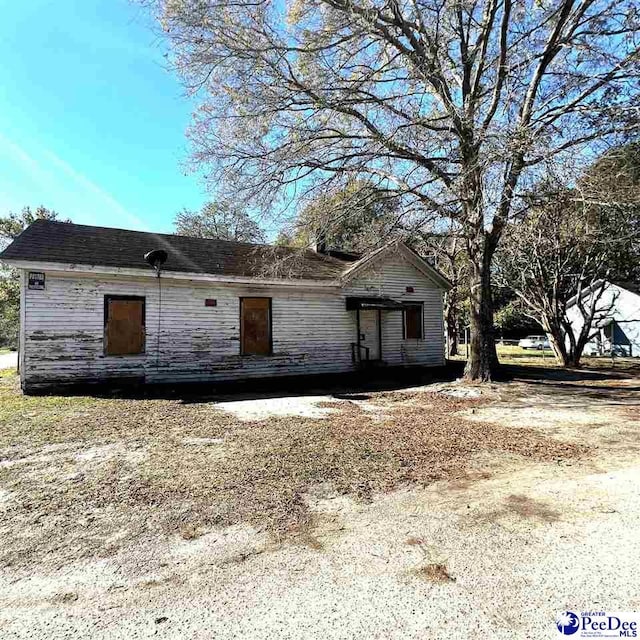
[360,310,380,360]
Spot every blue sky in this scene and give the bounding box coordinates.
[0,0,206,233]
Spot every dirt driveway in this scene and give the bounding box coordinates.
[0,366,638,639]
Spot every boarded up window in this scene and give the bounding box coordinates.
[104,296,145,356]
[403,304,423,340]
[240,297,271,356]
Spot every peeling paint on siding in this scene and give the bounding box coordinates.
[21,252,444,389]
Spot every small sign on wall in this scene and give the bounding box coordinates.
[204,298,217,307]
[28,272,45,290]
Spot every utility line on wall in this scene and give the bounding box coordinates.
[143,249,168,371]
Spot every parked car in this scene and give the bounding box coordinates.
[518,335,551,350]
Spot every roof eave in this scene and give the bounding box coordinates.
[2,259,341,289]
[566,279,609,308]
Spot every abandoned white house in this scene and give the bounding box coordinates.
[0,220,450,391]
[566,281,640,358]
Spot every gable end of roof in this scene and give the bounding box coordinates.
[340,241,452,290]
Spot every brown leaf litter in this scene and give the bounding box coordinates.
[0,373,586,568]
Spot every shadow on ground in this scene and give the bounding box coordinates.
[25,359,640,405]
[496,363,640,408]
[29,362,465,403]
[497,362,640,382]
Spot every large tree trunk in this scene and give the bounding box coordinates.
[444,292,459,357]
[543,316,584,368]
[447,325,459,357]
[553,342,583,367]
[460,149,501,381]
[464,240,499,381]
[546,329,574,367]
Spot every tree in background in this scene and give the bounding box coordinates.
[0,275,19,350]
[0,206,63,348]
[412,231,469,357]
[277,180,401,252]
[0,206,62,244]
[580,143,640,277]
[493,299,542,341]
[150,0,640,381]
[175,202,265,243]
[496,147,640,367]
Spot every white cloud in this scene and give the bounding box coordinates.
[42,149,150,231]
[0,132,149,231]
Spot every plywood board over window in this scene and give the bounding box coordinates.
[104,296,145,356]
[403,303,423,340]
[240,297,272,356]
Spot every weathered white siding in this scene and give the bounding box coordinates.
[343,251,445,366]
[20,250,445,390]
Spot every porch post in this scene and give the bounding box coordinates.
[356,307,361,363]
[377,309,382,361]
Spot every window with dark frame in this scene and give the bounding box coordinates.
[104,295,146,356]
[240,297,272,356]
[403,303,423,340]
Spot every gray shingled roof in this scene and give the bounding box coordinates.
[0,220,351,280]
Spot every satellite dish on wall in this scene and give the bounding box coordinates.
[144,249,168,274]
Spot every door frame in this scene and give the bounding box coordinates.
[239,296,273,356]
[356,308,383,362]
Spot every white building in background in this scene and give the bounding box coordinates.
[566,281,640,357]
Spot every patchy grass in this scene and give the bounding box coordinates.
[497,344,555,361]
[452,344,640,374]
[0,371,585,569]
[405,534,455,582]
[497,343,640,373]
[414,563,455,583]
[476,494,561,525]
[0,369,96,439]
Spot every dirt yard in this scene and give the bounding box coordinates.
[0,361,638,639]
